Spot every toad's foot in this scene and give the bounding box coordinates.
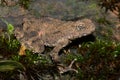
[57,59,78,74]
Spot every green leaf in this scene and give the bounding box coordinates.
[0,60,25,72]
[7,23,14,35]
[0,17,14,35]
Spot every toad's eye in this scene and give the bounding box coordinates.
[76,24,86,31]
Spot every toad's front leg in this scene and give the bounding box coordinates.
[50,39,78,74]
[49,38,70,63]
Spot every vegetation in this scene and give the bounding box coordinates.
[0,0,32,9]
[99,0,120,19]
[63,39,120,79]
[19,0,32,9]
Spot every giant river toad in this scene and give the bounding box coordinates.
[14,17,95,62]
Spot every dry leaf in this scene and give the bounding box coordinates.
[19,44,26,56]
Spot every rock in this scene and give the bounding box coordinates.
[14,17,95,62]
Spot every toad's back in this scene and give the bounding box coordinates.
[15,17,95,53]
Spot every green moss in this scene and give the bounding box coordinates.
[19,0,31,9]
[63,38,120,79]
